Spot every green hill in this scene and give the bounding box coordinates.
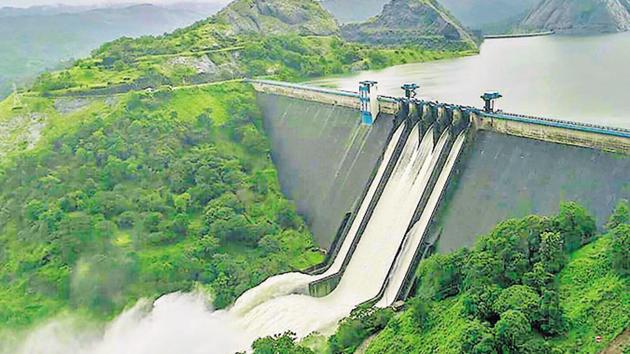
[364,203,630,354]
[0,3,223,99]
[216,0,340,35]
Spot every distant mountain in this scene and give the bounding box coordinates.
[0,4,96,17]
[0,2,223,98]
[439,0,538,30]
[320,0,539,33]
[319,0,389,23]
[521,0,630,33]
[341,0,478,50]
[216,0,339,36]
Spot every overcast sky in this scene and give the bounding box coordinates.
[0,0,230,8]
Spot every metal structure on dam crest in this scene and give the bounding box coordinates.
[249,78,630,153]
[249,78,630,307]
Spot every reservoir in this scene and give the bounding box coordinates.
[311,32,630,129]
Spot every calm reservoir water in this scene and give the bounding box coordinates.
[312,33,630,129]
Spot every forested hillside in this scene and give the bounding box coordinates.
[0,0,473,339]
[0,3,222,99]
[365,201,630,353]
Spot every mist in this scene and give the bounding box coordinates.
[1,292,247,354]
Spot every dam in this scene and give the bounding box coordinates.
[12,79,627,354]
[249,78,630,313]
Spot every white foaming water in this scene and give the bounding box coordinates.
[322,122,406,277]
[5,293,250,354]
[9,122,452,354]
[377,130,466,307]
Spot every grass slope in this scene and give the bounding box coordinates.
[367,234,629,353]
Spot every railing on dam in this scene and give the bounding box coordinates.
[247,79,400,115]
[481,111,630,138]
[247,78,630,154]
[475,110,630,154]
[249,79,360,98]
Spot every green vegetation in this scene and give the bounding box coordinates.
[365,201,629,353]
[0,83,325,332]
[27,32,473,98]
[0,4,217,98]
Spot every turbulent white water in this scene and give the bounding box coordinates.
[8,122,463,354]
[376,130,466,307]
[321,122,406,278]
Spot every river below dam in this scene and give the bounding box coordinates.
[312,32,630,129]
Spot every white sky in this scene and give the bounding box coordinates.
[0,0,230,8]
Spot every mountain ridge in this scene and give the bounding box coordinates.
[340,0,478,50]
[216,0,339,36]
[522,0,630,33]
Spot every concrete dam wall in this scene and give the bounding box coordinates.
[433,131,630,253]
[253,79,630,306]
[256,93,395,248]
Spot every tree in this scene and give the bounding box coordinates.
[56,212,95,264]
[174,192,191,213]
[520,338,552,354]
[460,320,497,354]
[539,232,565,274]
[416,249,468,300]
[258,234,282,254]
[143,212,163,233]
[464,251,503,289]
[409,295,431,330]
[24,199,46,222]
[276,201,301,230]
[607,199,629,230]
[493,285,540,323]
[522,263,553,294]
[189,235,220,258]
[252,331,313,354]
[462,284,502,322]
[537,289,565,336]
[610,224,630,275]
[495,310,531,353]
[169,213,189,237]
[555,202,596,252]
[329,307,393,354]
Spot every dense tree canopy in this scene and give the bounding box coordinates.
[0,84,323,329]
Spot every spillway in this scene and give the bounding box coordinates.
[325,123,437,304]
[320,122,406,278]
[233,122,437,337]
[376,130,466,307]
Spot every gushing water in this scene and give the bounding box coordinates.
[7,122,461,354]
[377,130,466,307]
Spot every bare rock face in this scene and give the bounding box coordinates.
[522,0,630,33]
[340,0,477,50]
[216,0,339,36]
